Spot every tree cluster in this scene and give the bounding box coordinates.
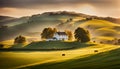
[14,35,26,44]
[74,27,90,42]
[41,27,90,43]
[41,28,57,39]
[66,18,73,22]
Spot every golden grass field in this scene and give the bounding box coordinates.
[0,42,119,69]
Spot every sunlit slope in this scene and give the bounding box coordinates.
[18,44,120,69]
[80,19,118,28]
[0,43,119,69]
[79,19,120,41]
[0,39,14,48]
[56,19,120,38]
[22,46,120,69]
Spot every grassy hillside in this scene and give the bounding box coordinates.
[80,19,118,28]
[78,19,120,42]
[0,43,119,69]
[0,12,84,41]
[0,16,29,27]
[0,16,15,26]
[21,45,120,69]
[80,19,120,34]
[23,41,95,50]
[0,39,14,48]
[0,11,120,42]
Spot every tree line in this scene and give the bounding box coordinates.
[41,27,90,42]
[13,27,90,44]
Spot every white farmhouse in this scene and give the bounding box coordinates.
[46,32,68,41]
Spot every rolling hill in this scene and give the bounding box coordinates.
[0,11,120,42]
[0,16,15,26]
[79,19,120,43]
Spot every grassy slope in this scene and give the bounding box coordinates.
[0,42,119,69]
[1,15,120,41]
[54,19,120,41]
[79,19,120,41]
[0,39,14,48]
[22,45,120,69]
[0,15,84,41]
[23,41,95,49]
[80,19,119,28]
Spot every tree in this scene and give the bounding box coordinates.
[65,30,73,40]
[41,27,57,39]
[53,28,57,33]
[14,35,26,44]
[118,39,120,44]
[86,17,93,20]
[69,18,73,22]
[74,27,90,42]
[0,44,4,48]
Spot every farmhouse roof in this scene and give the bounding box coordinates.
[56,32,67,35]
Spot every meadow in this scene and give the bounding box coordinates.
[0,42,119,69]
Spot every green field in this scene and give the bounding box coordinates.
[0,42,120,69]
[23,46,120,69]
[23,41,96,50]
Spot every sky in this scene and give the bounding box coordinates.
[0,0,120,18]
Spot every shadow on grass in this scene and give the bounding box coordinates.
[21,48,120,69]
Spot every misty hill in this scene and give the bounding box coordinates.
[0,16,29,27]
[40,11,120,24]
[1,11,120,27]
[0,11,120,42]
[0,16,15,21]
[0,16,15,26]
